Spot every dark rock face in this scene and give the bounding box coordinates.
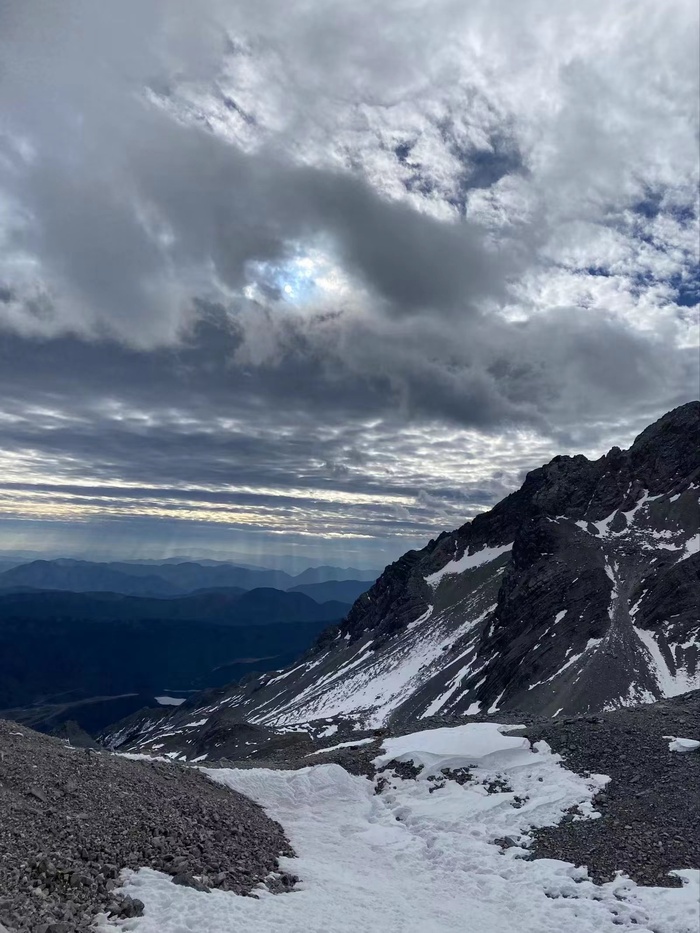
[107,403,700,755]
[343,550,433,646]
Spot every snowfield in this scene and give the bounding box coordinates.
[101,724,699,933]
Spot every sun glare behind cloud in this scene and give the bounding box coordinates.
[243,247,353,309]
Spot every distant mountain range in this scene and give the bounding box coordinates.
[0,557,375,735]
[0,559,375,599]
[0,586,350,628]
[288,579,372,603]
[106,402,700,759]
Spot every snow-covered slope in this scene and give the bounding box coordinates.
[101,722,699,933]
[106,403,700,754]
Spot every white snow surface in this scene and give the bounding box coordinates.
[373,722,527,770]
[425,543,512,587]
[318,724,339,738]
[633,627,700,697]
[153,696,186,706]
[666,737,700,754]
[101,723,699,933]
[248,602,490,729]
[305,738,375,756]
[420,657,476,718]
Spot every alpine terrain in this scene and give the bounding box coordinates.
[106,402,700,759]
[3,4,699,932]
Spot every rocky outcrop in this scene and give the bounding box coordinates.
[343,549,434,646]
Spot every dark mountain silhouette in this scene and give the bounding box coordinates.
[0,559,376,597]
[287,580,372,603]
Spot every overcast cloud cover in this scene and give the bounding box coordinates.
[0,0,698,567]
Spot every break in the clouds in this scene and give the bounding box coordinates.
[0,0,697,564]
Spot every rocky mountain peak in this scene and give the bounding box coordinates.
[627,400,700,492]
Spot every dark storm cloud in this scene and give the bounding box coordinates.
[4,107,507,346]
[0,1,509,349]
[0,1,695,413]
[0,310,693,481]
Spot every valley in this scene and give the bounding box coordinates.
[0,577,370,733]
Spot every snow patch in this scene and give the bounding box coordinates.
[425,543,512,587]
[154,696,186,707]
[373,723,528,771]
[604,559,619,599]
[592,512,618,537]
[665,736,700,753]
[306,738,375,757]
[406,607,434,632]
[420,656,476,719]
[634,627,700,697]
[318,724,339,738]
[487,690,505,714]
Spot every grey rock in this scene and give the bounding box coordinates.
[172,873,210,893]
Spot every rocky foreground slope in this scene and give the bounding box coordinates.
[1,694,698,932]
[0,721,293,933]
[106,403,699,758]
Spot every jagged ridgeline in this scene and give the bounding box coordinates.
[107,402,699,756]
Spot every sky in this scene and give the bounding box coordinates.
[0,0,698,570]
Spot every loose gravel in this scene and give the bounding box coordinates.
[0,721,293,933]
[524,690,700,887]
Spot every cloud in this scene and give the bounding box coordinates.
[0,0,697,556]
[0,3,512,348]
